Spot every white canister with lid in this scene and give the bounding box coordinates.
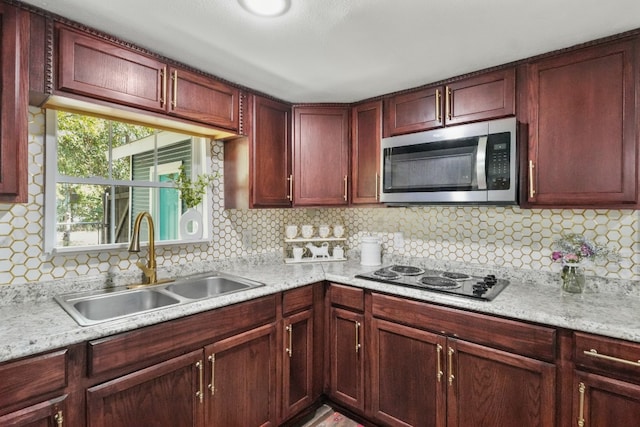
[360,236,381,266]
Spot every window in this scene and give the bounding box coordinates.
[44,110,211,253]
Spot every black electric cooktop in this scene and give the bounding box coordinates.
[355,265,509,301]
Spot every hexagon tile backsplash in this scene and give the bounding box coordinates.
[0,107,638,286]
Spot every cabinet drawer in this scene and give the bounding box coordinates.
[575,332,640,384]
[372,292,556,361]
[0,349,67,408]
[328,283,364,312]
[283,285,314,316]
[89,295,277,377]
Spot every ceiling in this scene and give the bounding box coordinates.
[20,0,640,103]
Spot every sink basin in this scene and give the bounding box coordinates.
[56,288,180,326]
[165,275,259,300]
[55,272,265,326]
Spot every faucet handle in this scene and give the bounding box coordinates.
[136,260,156,283]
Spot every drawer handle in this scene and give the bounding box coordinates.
[578,382,585,427]
[448,347,455,386]
[285,324,293,358]
[436,344,443,382]
[355,321,361,354]
[208,354,215,396]
[54,410,64,427]
[196,360,204,403]
[583,349,640,367]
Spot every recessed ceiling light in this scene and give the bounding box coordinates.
[238,0,291,17]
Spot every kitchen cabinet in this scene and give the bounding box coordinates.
[56,26,239,131]
[327,284,365,413]
[86,350,204,427]
[383,68,515,137]
[293,106,350,206]
[523,38,638,207]
[205,324,277,426]
[85,295,276,427]
[571,332,640,426]
[281,285,320,422]
[0,349,68,427]
[224,95,292,209]
[0,3,29,203]
[370,292,556,427]
[351,100,382,204]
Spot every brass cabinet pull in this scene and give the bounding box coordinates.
[54,410,64,427]
[287,174,293,201]
[355,321,361,353]
[583,349,640,367]
[208,354,215,395]
[436,344,444,382]
[447,347,455,386]
[171,70,178,109]
[445,86,452,120]
[160,66,167,108]
[528,160,536,199]
[375,173,380,201]
[435,89,442,123]
[343,175,348,202]
[578,382,586,427]
[285,325,293,358]
[195,360,204,403]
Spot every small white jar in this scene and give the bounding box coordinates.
[360,236,381,266]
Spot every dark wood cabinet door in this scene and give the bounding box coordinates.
[525,40,638,207]
[445,68,515,126]
[57,26,166,112]
[370,318,446,427]
[384,87,442,137]
[0,3,28,203]
[447,339,556,427]
[573,371,640,427]
[293,106,350,206]
[0,395,66,427]
[168,67,239,131]
[282,309,314,420]
[252,96,292,207]
[351,100,382,204]
[86,350,204,427]
[206,323,277,427]
[328,307,364,412]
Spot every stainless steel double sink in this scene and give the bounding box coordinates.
[55,272,265,326]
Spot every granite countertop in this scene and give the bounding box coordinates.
[1,255,639,363]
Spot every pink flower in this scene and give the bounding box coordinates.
[552,251,563,261]
[564,253,579,262]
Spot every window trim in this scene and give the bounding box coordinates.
[44,109,212,255]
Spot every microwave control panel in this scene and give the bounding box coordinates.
[486,133,511,190]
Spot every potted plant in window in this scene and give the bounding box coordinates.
[171,165,217,240]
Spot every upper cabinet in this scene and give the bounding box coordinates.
[383,68,515,137]
[224,94,292,209]
[523,39,638,208]
[351,100,382,204]
[56,26,239,131]
[0,4,29,203]
[293,106,350,206]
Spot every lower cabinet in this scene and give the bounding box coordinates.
[282,308,314,420]
[205,324,277,426]
[327,285,365,413]
[571,332,640,426]
[370,318,445,427]
[86,350,204,427]
[0,396,66,427]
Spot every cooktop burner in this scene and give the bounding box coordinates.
[389,265,425,276]
[440,271,471,281]
[419,276,461,289]
[356,265,509,301]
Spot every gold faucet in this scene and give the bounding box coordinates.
[128,211,158,285]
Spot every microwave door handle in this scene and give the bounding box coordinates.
[476,136,488,190]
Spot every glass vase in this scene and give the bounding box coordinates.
[561,263,585,293]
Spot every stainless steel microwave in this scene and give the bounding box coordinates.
[380,117,517,204]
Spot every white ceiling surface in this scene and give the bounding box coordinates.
[22,0,640,103]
